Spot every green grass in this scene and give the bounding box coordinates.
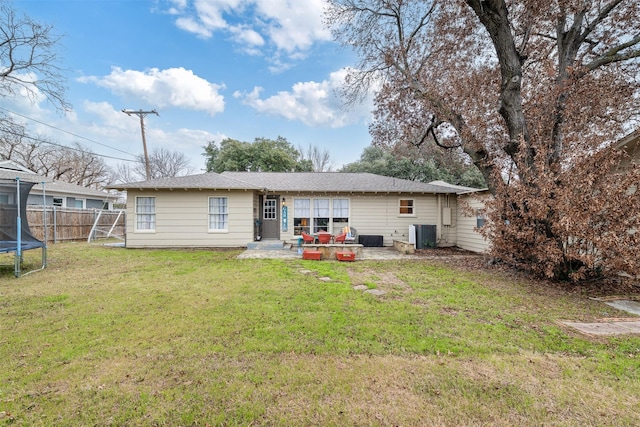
[1,243,639,426]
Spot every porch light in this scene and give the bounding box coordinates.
[282,197,286,207]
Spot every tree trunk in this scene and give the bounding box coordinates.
[465,0,530,175]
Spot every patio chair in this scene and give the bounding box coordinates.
[317,232,332,244]
[301,231,315,244]
[334,232,347,244]
[344,226,357,244]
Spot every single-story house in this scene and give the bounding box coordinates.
[110,171,487,250]
[0,160,117,210]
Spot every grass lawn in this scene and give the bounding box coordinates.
[1,243,639,426]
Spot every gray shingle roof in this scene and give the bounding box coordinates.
[108,172,262,191]
[222,172,462,193]
[110,171,467,194]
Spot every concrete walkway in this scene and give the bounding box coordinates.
[562,299,640,336]
[561,320,640,336]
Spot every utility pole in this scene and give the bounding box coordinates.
[122,109,159,180]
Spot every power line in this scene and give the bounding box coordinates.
[0,127,139,162]
[0,106,139,158]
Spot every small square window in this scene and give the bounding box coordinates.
[399,199,414,215]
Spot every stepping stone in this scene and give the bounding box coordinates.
[353,285,368,291]
[364,289,387,296]
[604,300,640,316]
[562,321,640,335]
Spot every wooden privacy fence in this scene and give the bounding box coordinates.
[26,206,126,243]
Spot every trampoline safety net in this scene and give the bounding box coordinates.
[0,179,45,254]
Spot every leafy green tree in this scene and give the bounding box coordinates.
[341,146,485,188]
[203,136,312,173]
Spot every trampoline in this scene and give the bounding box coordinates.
[0,177,47,277]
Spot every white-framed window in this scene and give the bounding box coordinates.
[209,196,228,231]
[53,197,63,207]
[399,199,415,216]
[293,197,351,235]
[398,199,416,216]
[313,198,330,233]
[135,196,156,231]
[293,198,311,235]
[0,193,10,204]
[332,198,350,230]
[73,199,85,209]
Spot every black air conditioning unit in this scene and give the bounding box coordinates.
[413,224,436,249]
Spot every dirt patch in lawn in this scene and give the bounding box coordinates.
[346,268,411,295]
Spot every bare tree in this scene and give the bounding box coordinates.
[327,0,640,280]
[0,132,114,189]
[0,2,68,110]
[114,147,194,182]
[146,147,194,179]
[46,143,113,188]
[299,144,334,172]
[113,161,139,184]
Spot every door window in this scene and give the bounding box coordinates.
[264,199,277,220]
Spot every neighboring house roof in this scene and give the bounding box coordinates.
[613,129,640,161]
[110,171,467,194]
[427,180,487,194]
[0,160,36,174]
[0,166,116,201]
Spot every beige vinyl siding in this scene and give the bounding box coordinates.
[351,193,447,246]
[456,193,490,253]
[125,189,254,248]
[278,192,456,247]
[437,194,458,247]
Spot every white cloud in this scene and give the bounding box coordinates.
[0,72,47,110]
[169,0,188,9]
[79,67,225,116]
[254,0,330,53]
[235,68,372,128]
[63,101,222,169]
[83,101,136,131]
[152,127,226,159]
[175,17,213,38]
[166,0,331,57]
[229,24,264,48]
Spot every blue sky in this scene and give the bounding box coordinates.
[4,0,373,174]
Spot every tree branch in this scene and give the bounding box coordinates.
[582,33,640,74]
